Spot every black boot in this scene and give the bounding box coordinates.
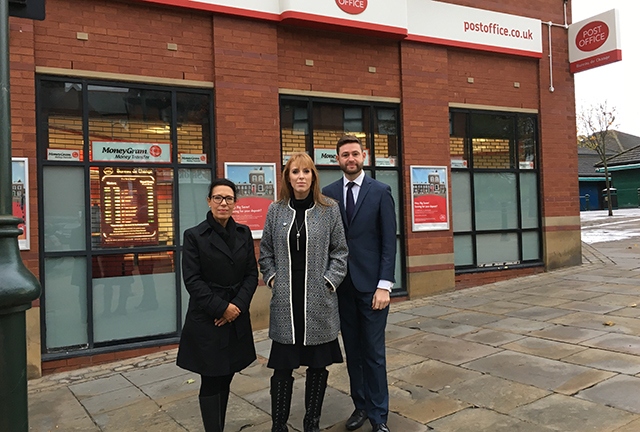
[199,394,223,432]
[271,376,294,432]
[303,369,329,432]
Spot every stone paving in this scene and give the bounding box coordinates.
[28,209,640,431]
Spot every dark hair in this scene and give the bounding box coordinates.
[207,178,237,198]
[336,135,362,154]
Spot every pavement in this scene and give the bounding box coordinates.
[28,208,640,432]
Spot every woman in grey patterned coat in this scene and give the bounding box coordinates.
[259,152,348,432]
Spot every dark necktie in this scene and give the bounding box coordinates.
[346,182,356,223]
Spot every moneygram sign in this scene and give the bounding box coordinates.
[92,142,171,163]
[569,9,621,73]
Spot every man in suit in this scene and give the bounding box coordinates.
[322,135,397,432]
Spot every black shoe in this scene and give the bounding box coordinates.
[345,409,367,431]
[371,423,390,432]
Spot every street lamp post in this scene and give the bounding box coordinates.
[0,1,42,431]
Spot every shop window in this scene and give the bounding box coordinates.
[280,96,405,293]
[37,76,214,354]
[449,109,541,270]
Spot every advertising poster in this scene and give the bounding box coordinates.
[410,165,449,231]
[12,157,30,250]
[224,163,277,238]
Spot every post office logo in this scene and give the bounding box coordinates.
[576,20,609,52]
[336,0,367,15]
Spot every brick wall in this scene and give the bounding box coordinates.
[34,0,213,82]
[400,42,453,259]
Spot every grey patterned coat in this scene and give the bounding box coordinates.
[259,199,348,345]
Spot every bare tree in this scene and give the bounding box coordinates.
[577,101,618,216]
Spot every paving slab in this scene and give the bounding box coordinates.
[552,312,640,335]
[507,294,572,307]
[556,300,625,314]
[500,336,588,360]
[457,328,526,347]
[528,324,607,344]
[463,351,614,393]
[29,387,101,432]
[123,362,190,387]
[396,316,479,337]
[387,311,418,324]
[563,348,640,375]
[428,407,553,432]
[390,381,469,423]
[93,399,183,432]
[402,304,459,318]
[581,332,640,356]
[439,374,550,413]
[387,332,501,365]
[438,310,503,326]
[385,322,422,342]
[388,359,482,392]
[510,393,637,432]
[466,300,531,315]
[577,375,640,414]
[483,317,553,333]
[505,306,574,321]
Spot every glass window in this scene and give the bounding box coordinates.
[44,257,88,349]
[374,108,398,167]
[312,103,371,166]
[88,85,172,164]
[178,168,212,239]
[451,171,472,232]
[471,113,514,169]
[454,235,474,266]
[282,97,403,292]
[474,173,518,230]
[518,116,537,169]
[280,101,309,164]
[38,76,214,355]
[41,80,84,161]
[450,109,541,270]
[520,172,539,229]
[92,251,177,343]
[177,92,212,163]
[476,233,519,265]
[522,231,540,261]
[43,167,86,252]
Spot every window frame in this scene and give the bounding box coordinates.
[280,95,406,295]
[450,108,543,272]
[36,75,215,358]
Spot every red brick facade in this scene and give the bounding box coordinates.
[8,0,580,372]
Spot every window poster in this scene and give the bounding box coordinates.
[12,157,30,250]
[224,162,277,238]
[99,167,159,247]
[410,165,450,231]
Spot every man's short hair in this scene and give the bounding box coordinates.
[336,135,362,154]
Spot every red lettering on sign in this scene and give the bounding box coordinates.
[335,0,367,15]
[576,20,609,52]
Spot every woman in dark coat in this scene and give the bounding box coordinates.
[177,178,258,432]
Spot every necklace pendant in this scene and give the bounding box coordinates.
[296,233,300,251]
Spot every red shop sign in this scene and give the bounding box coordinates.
[335,0,367,15]
[576,20,609,52]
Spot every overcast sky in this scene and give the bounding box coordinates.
[572,0,640,137]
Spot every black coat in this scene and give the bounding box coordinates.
[177,218,258,376]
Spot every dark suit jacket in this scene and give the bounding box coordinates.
[323,175,396,292]
[177,218,258,376]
